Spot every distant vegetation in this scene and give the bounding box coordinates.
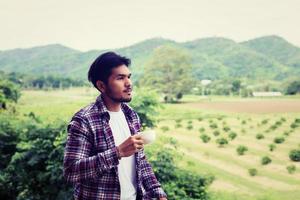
[1,35,300,97]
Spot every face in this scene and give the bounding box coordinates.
[98,64,132,103]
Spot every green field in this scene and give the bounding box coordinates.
[17,88,300,200]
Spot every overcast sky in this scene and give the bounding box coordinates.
[0,0,299,51]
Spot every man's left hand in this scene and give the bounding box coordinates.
[159,198,167,200]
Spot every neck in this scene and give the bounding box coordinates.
[101,94,121,112]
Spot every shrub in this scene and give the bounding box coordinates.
[199,127,205,133]
[186,124,193,130]
[274,137,285,144]
[209,123,218,129]
[261,156,272,165]
[228,132,237,140]
[269,144,276,151]
[200,134,211,143]
[290,123,298,129]
[198,117,203,121]
[256,134,264,140]
[269,124,278,130]
[248,168,257,176]
[295,118,300,123]
[175,119,182,123]
[280,117,286,122]
[213,130,220,136]
[175,123,182,128]
[275,121,282,126]
[236,145,248,155]
[283,131,290,136]
[289,149,300,162]
[261,119,269,125]
[161,126,170,132]
[241,120,246,125]
[216,138,228,147]
[223,126,230,132]
[286,165,296,174]
[187,120,193,124]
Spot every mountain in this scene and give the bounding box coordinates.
[182,37,289,80]
[242,35,300,68]
[0,36,299,82]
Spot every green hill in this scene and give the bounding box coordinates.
[0,36,299,82]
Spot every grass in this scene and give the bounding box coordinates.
[16,88,300,200]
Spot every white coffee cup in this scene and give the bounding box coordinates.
[137,130,156,144]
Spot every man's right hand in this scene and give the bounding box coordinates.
[117,135,144,158]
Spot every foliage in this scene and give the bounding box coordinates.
[289,149,300,162]
[130,87,162,128]
[0,115,72,200]
[256,134,265,140]
[236,145,248,155]
[261,156,272,165]
[285,80,300,95]
[140,45,195,102]
[286,165,296,174]
[146,137,213,200]
[0,79,21,109]
[200,134,211,143]
[216,138,228,147]
[248,168,258,176]
[273,137,285,144]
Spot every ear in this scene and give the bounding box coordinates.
[96,80,106,93]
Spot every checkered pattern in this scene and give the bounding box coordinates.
[63,95,167,200]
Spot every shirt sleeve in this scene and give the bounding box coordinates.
[63,116,119,183]
[139,149,167,199]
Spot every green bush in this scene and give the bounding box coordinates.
[186,124,193,130]
[175,119,182,123]
[261,156,272,165]
[269,144,276,151]
[209,123,218,129]
[200,134,211,143]
[199,127,205,133]
[175,123,182,128]
[289,149,300,162]
[261,119,269,125]
[236,145,248,155]
[148,141,213,200]
[213,130,220,136]
[228,132,237,140]
[283,131,290,136]
[256,134,265,140]
[273,137,285,144]
[161,126,170,132]
[286,165,296,174]
[290,123,298,129]
[198,117,203,121]
[216,138,228,147]
[223,126,230,132]
[248,168,258,176]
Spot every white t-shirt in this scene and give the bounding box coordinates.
[108,109,137,200]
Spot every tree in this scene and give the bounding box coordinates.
[140,45,195,102]
[285,80,300,95]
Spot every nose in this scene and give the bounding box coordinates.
[125,77,132,87]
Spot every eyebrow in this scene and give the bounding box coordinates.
[115,73,131,77]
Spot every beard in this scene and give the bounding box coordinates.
[106,86,132,103]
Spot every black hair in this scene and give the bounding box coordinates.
[88,52,131,89]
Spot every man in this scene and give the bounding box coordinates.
[63,52,167,200]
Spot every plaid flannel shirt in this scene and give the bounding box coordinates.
[63,95,167,200]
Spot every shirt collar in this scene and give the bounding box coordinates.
[95,94,135,119]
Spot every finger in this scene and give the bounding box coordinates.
[134,139,144,145]
[133,135,142,140]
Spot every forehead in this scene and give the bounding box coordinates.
[110,64,130,76]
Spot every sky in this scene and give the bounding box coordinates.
[0,0,299,51]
